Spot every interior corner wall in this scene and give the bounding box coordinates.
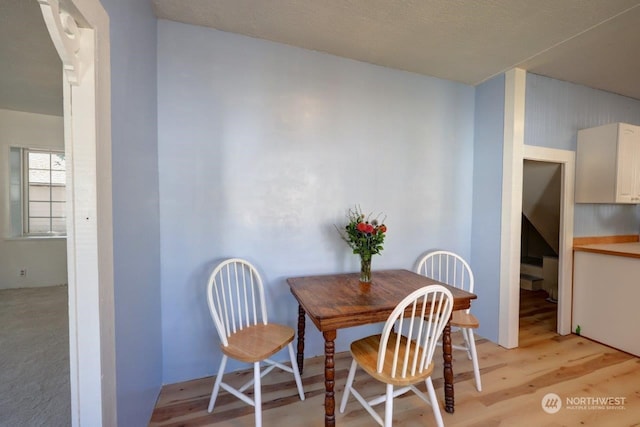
[524,73,640,237]
[470,74,505,343]
[0,109,67,289]
[98,0,163,425]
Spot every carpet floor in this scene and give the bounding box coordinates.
[0,285,70,427]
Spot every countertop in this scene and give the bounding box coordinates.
[573,241,640,259]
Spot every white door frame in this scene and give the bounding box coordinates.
[523,145,575,337]
[498,69,574,349]
[39,0,115,425]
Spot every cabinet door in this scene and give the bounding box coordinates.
[615,125,640,202]
[573,251,640,357]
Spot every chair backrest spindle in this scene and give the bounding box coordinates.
[417,250,474,294]
[378,285,453,380]
[207,258,267,347]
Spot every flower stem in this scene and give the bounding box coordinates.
[360,257,371,284]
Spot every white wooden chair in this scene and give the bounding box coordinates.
[340,285,454,427]
[416,250,482,392]
[206,258,305,427]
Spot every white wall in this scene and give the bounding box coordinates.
[0,109,67,289]
[158,20,475,384]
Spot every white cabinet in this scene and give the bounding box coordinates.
[573,248,640,357]
[575,122,640,203]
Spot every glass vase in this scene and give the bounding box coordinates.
[360,257,372,284]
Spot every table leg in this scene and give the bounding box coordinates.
[323,330,337,427]
[296,304,306,374]
[443,321,454,413]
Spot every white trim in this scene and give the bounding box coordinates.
[37,0,83,84]
[522,145,575,336]
[42,0,115,425]
[499,68,526,349]
[3,236,66,241]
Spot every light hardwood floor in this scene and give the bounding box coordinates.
[150,289,639,426]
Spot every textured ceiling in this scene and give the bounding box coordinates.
[153,0,640,98]
[2,0,640,118]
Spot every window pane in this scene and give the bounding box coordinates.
[28,152,50,169]
[51,170,65,185]
[52,218,66,233]
[51,202,65,217]
[29,218,51,234]
[29,185,51,201]
[29,201,51,217]
[9,147,22,237]
[51,154,65,170]
[9,184,21,200]
[29,169,51,184]
[51,186,66,202]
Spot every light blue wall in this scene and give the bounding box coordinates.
[101,0,163,425]
[78,5,640,421]
[157,20,475,384]
[470,74,505,343]
[525,73,640,236]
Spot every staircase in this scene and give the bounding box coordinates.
[520,258,543,291]
[520,160,561,296]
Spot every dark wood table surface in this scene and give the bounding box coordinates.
[287,268,477,427]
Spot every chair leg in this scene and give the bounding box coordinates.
[425,377,444,427]
[208,355,228,413]
[467,329,482,392]
[384,384,394,427]
[254,362,262,427]
[339,359,358,413]
[461,328,472,360]
[287,342,305,400]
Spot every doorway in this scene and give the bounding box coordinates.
[519,159,561,339]
[38,0,116,424]
[0,2,69,425]
[519,145,575,338]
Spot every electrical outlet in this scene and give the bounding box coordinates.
[19,269,27,277]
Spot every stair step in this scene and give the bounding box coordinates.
[520,273,543,291]
[521,263,543,277]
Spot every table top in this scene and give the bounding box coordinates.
[287,269,477,331]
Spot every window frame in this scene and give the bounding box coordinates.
[8,146,67,238]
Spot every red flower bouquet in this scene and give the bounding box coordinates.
[337,206,387,283]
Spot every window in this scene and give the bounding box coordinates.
[9,147,66,237]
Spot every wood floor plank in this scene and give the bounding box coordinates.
[150,289,640,426]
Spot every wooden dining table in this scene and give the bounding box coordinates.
[287,269,477,427]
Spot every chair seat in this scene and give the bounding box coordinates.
[351,334,435,387]
[222,323,295,363]
[450,311,479,328]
